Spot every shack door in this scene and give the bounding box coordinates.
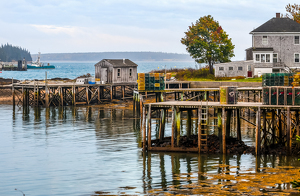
[101,68,107,83]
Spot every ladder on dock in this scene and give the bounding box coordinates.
[200,102,208,152]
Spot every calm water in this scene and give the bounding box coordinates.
[0,61,196,81]
[1,105,300,195]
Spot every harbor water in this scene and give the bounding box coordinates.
[0,61,197,81]
[1,105,300,195]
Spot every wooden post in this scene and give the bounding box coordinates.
[22,86,25,106]
[256,107,261,155]
[222,107,226,154]
[171,106,175,148]
[60,87,64,106]
[218,108,222,151]
[73,85,76,105]
[133,92,136,116]
[226,109,232,138]
[159,109,166,141]
[110,85,113,100]
[12,80,15,107]
[198,106,201,154]
[263,109,267,149]
[122,86,125,100]
[142,106,146,151]
[272,110,275,145]
[140,95,143,117]
[187,109,192,138]
[237,109,241,141]
[45,71,49,107]
[86,87,89,104]
[176,107,181,147]
[147,104,152,150]
[287,107,291,155]
[296,111,299,137]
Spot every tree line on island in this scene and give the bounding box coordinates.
[0,43,32,62]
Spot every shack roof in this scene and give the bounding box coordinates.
[94,59,138,67]
[250,17,300,33]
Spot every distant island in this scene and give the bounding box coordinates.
[0,44,32,62]
[31,52,193,62]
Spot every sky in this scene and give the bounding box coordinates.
[0,0,293,60]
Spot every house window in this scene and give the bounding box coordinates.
[248,65,251,71]
[229,67,233,70]
[295,36,299,44]
[129,69,132,77]
[295,54,300,63]
[255,54,260,62]
[117,68,121,77]
[219,67,224,70]
[266,54,270,62]
[273,54,278,63]
[238,67,243,71]
[262,36,268,45]
[261,54,265,62]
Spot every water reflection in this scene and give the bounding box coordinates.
[5,106,300,195]
[140,152,300,194]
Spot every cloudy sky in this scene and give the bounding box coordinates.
[0,0,292,60]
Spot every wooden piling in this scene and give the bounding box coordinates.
[237,109,241,141]
[171,106,175,148]
[262,109,267,149]
[287,107,291,155]
[187,109,192,138]
[147,104,152,149]
[222,108,226,154]
[256,107,261,155]
[218,108,222,151]
[226,109,232,138]
[176,107,181,147]
[159,109,166,141]
[142,106,146,151]
[198,106,201,154]
[272,110,275,145]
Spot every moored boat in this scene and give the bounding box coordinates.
[27,52,55,69]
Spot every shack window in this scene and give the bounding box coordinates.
[262,36,268,45]
[219,67,224,70]
[117,69,121,77]
[129,68,132,77]
[229,67,233,70]
[295,54,300,63]
[273,54,278,63]
[238,67,243,71]
[295,36,299,44]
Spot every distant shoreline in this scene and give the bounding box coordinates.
[31,51,193,62]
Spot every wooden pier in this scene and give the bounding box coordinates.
[141,101,300,155]
[8,82,136,107]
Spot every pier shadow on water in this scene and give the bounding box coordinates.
[4,106,300,195]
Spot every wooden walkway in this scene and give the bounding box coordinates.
[141,101,300,155]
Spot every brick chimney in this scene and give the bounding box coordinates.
[276,13,280,18]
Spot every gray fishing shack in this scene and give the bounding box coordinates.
[94,59,138,84]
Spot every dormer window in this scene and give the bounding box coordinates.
[295,36,299,45]
[262,36,268,45]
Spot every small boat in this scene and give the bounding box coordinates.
[27,52,55,69]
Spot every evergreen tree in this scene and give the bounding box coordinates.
[0,43,32,62]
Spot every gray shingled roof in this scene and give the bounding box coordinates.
[95,59,138,67]
[250,17,300,33]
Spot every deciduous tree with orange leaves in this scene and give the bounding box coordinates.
[181,15,234,75]
[285,3,300,24]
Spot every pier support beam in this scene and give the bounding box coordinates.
[287,107,291,155]
[171,106,175,148]
[142,106,146,151]
[222,108,226,154]
[175,107,181,147]
[159,109,166,141]
[187,109,192,138]
[198,106,201,154]
[147,104,152,150]
[226,109,232,138]
[256,107,261,155]
[237,109,241,141]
